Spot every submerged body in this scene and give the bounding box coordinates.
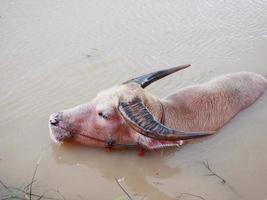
[49,66,267,150]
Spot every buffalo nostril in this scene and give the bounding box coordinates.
[49,112,62,126]
[50,118,59,126]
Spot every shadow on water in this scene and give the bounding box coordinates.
[52,143,181,200]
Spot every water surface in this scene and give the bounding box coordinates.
[1,0,267,199]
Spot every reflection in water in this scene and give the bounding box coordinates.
[52,143,180,200]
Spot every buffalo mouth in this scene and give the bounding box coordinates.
[49,125,72,143]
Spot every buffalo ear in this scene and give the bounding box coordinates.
[123,64,190,88]
[118,97,213,141]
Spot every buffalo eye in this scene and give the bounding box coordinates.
[98,112,109,120]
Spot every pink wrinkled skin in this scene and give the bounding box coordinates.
[49,71,267,150]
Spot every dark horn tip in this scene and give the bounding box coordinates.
[123,64,191,88]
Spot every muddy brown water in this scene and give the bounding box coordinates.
[1,1,267,199]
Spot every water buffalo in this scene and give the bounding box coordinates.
[49,65,267,150]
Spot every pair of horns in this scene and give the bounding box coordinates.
[119,65,212,141]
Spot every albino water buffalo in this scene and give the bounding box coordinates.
[49,65,267,150]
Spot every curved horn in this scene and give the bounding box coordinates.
[123,64,190,88]
[118,97,212,141]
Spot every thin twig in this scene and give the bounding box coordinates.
[0,180,9,190]
[24,179,37,191]
[1,149,66,200]
[56,186,66,200]
[29,156,42,200]
[1,185,58,200]
[202,161,242,198]
[115,178,133,200]
[202,161,226,184]
[1,181,60,200]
